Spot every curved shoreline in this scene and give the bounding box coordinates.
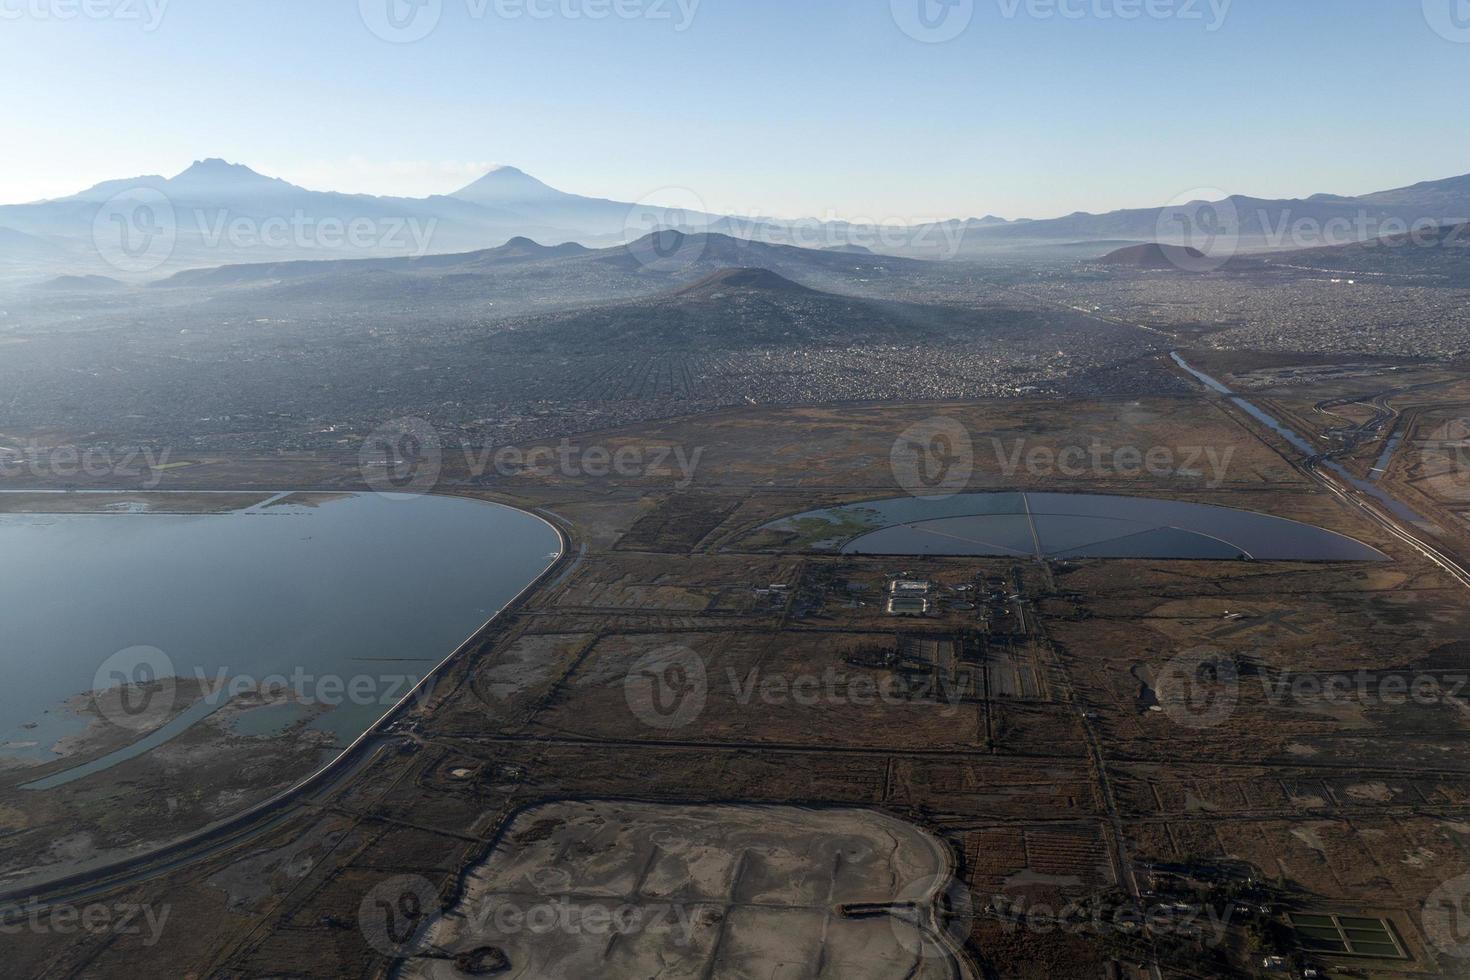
[0,489,572,910]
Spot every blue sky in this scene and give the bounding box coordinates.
[4,0,1469,219]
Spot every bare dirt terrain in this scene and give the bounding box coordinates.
[398,801,965,979]
[7,360,1470,979]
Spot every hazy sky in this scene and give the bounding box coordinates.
[4,0,1469,220]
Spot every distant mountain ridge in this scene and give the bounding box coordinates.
[60,158,299,203]
[154,230,927,285]
[1095,221,1469,286]
[3,159,1470,284]
[946,174,1470,256]
[131,231,929,324]
[1250,221,1470,285]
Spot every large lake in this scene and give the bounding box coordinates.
[0,492,561,782]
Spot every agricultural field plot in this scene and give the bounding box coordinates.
[614,492,743,552]
[17,382,1470,979]
[984,647,1051,701]
[530,629,995,752]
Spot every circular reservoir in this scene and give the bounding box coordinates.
[765,492,1387,562]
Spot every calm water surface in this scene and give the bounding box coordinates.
[772,492,1387,561]
[0,492,560,777]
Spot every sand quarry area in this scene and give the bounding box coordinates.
[396,800,972,979]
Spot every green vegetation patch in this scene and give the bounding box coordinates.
[767,506,885,550]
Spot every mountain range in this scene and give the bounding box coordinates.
[482,265,960,353]
[2,159,1469,285]
[125,230,931,328]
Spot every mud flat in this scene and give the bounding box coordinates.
[396,800,972,980]
[0,490,276,514]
